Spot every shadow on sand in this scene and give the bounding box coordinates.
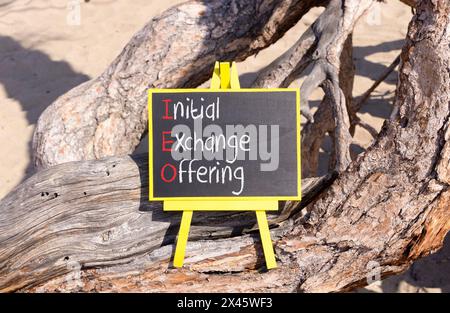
[0,35,90,179]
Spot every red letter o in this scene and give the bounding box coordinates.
[161,163,177,183]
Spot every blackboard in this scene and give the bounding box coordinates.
[148,89,300,200]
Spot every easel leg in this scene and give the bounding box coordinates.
[173,210,193,268]
[255,210,277,269]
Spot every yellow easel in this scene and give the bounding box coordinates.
[170,61,277,269]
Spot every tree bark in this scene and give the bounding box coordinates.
[2,0,448,293]
[32,0,324,170]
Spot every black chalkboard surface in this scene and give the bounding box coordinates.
[148,89,300,200]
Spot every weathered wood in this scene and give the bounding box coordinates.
[254,0,374,176]
[0,154,329,292]
[252,21,316,90]
[253,0,373,176]
[301,49,397,177]
[301,0,376,173]
[32,0,324,170]
[328,33,356,172]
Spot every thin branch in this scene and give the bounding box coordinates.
[354,54,401,110]
[354,116,379,138]
[252,27,317,90]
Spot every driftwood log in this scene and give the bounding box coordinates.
[32,0,326,169]
[1,0,448,292]
[0,155,331,292]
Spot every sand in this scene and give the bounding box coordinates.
[0,0,448,292]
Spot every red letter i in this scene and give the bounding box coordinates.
[162,99,173,120]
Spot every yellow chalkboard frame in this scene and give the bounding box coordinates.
[148,61,301,269]
[148,89,301,203]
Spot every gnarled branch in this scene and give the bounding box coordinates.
[32,0,324,169]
